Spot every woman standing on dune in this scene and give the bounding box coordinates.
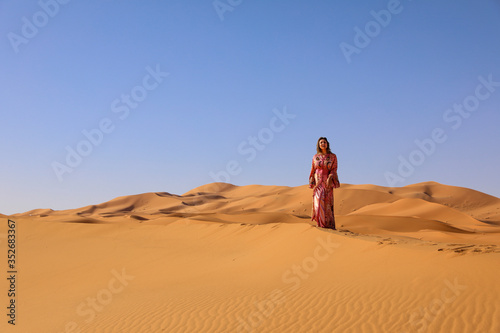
[309,137,340,229]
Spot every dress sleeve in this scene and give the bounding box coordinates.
[330,154,340,188]
[331,154,338,174]
[309,156,316,187]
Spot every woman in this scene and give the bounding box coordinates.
[309,137,340,229]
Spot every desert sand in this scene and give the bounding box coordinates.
[1,181,500,332]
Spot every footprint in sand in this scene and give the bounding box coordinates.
[377,238,398,246]
[437,244,500,255]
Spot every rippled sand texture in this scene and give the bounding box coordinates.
[2,181,499,332]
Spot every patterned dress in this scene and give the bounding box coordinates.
[309,153,339,229]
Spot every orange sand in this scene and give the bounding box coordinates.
[1,181,499,332]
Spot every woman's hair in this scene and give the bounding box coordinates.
[316,137,332,154]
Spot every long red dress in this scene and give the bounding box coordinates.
[309,153,339,229]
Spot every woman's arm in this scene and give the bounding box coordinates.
[327,154,339,188]
[331,154,340,188]
[332,153,337,174]
[309,157,316,188]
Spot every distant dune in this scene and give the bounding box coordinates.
[3,182,500,332]
[13,181,500,245]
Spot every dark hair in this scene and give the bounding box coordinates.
[316,137,332,154]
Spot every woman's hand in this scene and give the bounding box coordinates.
[326,174,333,188]
[309,177,315,189]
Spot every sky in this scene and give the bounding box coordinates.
[1,0,499,215]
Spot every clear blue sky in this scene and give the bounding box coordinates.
[1,0,499,214]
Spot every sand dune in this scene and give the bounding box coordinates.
[14,181,500,244]
[2,181,500,332]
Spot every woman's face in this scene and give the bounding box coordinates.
[319,139,328,151]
